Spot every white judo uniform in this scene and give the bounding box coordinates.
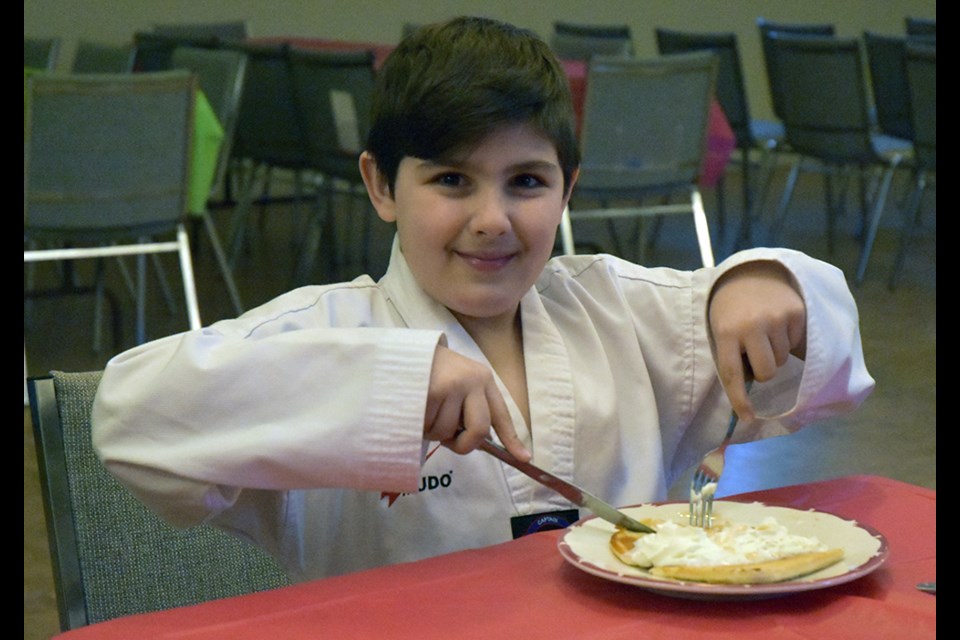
[92,240,873,581]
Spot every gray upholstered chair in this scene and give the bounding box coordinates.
[71,40,136,73]
[171,45,250,313]
[27,371,289,631]
[888,42,936,289]
[550,21,634,61]
[287,47,378,283]
[25,36,61,69]
[560,51,719,268]
[761,33,910,284]
[655,28,783,246]
[24,71,201,346]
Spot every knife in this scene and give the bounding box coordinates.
[478,438,656,534]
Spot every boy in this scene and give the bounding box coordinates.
[92,17,873,581]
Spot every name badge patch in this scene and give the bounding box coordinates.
[510,509,580,539]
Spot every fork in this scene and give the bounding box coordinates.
[689,381,753,528]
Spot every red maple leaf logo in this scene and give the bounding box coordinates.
[380,443,443,506]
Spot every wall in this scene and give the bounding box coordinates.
[25,0,936,120]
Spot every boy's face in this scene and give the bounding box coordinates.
[363,123,576,324]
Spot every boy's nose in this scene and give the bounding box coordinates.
[468,190,512,236]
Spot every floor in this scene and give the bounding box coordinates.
[24,159,936,640]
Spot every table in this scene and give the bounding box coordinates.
[250,38,735,188]
[52,475,935,639]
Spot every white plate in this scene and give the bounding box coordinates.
[558,501,888,600]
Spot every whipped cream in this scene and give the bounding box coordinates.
[624,517,829,568]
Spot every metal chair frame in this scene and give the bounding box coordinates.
[24,72,202,346]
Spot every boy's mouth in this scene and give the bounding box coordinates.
[455,249,516,271]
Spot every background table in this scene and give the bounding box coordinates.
[53,475,935,640]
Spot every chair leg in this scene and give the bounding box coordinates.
[293,183,331,287]
[715,173,726,240]
[560,206,575,256]
[736,140,778,249]
[149,253,177,315]
[135,252,147,345]
[823,169,836,254]
[92,258,106,353]
[228,162,268,268]
[767,156,802,243]
[855,160,901,285]
[740,147,752,230]
[690,187,715,268]
[176,225,202,330]
[202,212,244,315]
[888,173,927,290]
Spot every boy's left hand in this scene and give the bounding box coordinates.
[708,260,807,422]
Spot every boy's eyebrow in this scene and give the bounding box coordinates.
[416,158,561,173]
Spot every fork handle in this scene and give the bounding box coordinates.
[723,379,754,439]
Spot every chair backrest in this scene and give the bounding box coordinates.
[154,20,250,42]
[25,36,61,70]
[905,42,936,170]
[24,71,195,238]
[905,16,936,37]
[71,39,136,73]
[27,371,290,631]
[756,18,835,120]
[764,33,876,164]
[551,21,634,61]
[863,31,912,141]
[288,47,376,180]
[171,45,248,197]
[577,51,717,194]
[225,42,309,169]
[133,31,220,72]
[655,28,752,149]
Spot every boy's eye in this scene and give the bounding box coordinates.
[511,174,546,189]
[435,172,465,187]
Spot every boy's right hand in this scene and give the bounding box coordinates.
[424,345,531,461]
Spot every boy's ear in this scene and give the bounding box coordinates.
[359,151,397,223]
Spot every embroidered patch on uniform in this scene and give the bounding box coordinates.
[510,509,580,539]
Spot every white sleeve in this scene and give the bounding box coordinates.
[704,247,875,435]
[91,304,443,527]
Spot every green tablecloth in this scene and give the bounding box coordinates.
[189,89,223,216]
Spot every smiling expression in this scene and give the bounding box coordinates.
[364,122,577,326]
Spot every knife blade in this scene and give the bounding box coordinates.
[478,438,655,534]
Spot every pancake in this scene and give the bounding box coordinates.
[610,517,844,584]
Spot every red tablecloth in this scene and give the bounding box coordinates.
[252,38,735,188]
[53,475,935,640]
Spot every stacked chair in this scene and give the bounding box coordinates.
[25,36,61,69]
[287,48,378,283]
[887,41,935,289]
[760,32,909,283]
[655,28,782,246]
[550,21,634,60]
